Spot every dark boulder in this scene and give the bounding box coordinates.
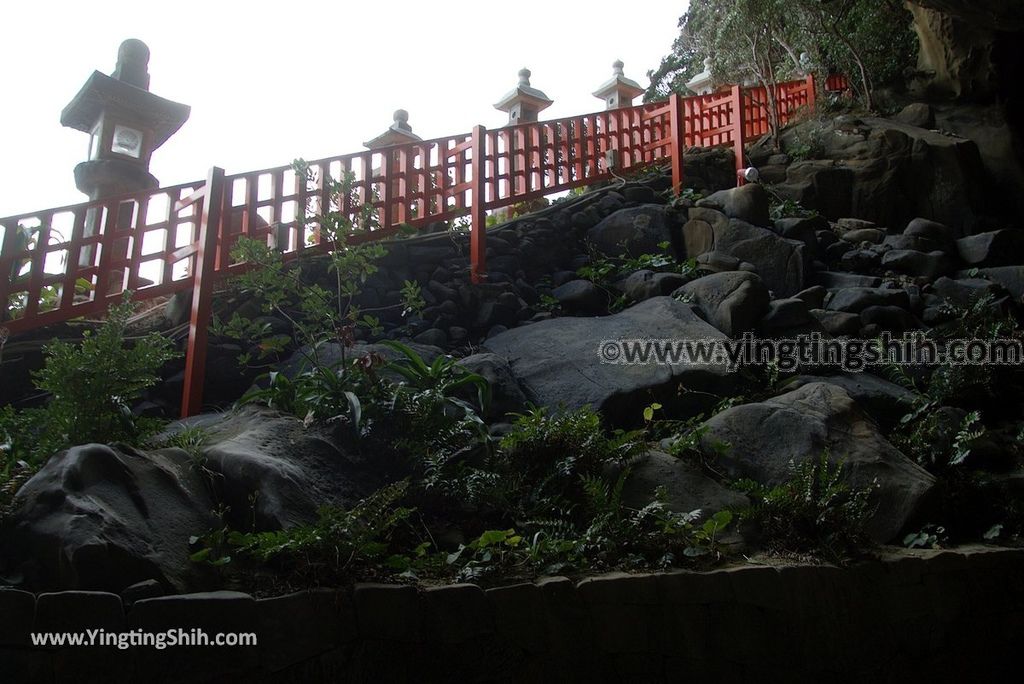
[615,451,749,520]
[809,309,862,337]
[552,279,607,315]
[881,249,954,280]
[782,373,918,429]
[483,297,738,425]
[698,382,935,542]
[696,183,770,227]
[827,287,911,314]
[456,353,529,421]
[200,407,376,532]
[1,444,218,592]
[685,207,807,296]
[620,270,692,303]
[675,271,770,337]
[956,230,1024,267]
[586,205,676,258]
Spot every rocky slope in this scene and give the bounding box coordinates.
[3,108,1024,594]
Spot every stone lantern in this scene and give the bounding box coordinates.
[592,60,645,110]
[60,39,190,202]
[493,68,553,126]
[686,57,715,96]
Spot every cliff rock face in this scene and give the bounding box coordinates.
[906,0,1024,31]
[775,116,988,233]
[905,0,1024,101]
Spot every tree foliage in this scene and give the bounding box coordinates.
[645,0,917,112]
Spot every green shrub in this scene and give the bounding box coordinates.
[1,296,178,520]
[31,296,178,447]
[214,161,424,371]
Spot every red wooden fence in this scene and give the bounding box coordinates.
[0,73,847,416]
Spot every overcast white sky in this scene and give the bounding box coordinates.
[0,1,687,218]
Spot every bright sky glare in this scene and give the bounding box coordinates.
[0,1,687,218]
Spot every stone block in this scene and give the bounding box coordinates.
[258,588,356,673]
[419,583,493,645]
[353,583,420,642]
[128,591,259,682]
[0,589,35,647]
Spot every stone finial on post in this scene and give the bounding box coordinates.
[493,68,553,125]
[362,109,422,149]
[111,38,151,90]
[592,60,645,110]
[363,109,423,228]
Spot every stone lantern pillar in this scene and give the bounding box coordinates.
[60,39,191,203]
[592,60,645,110]
[493,68,553,126]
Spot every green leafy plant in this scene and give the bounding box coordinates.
[784,123,827,161]
[576,244,698,314]
[537,294,561,313]
[903,524,946,550]
[215,159,427,372]
[768,196,819,222]
[382,341,490,412]
[949,411,984,467]
[888,294,1020,472]
[577,247,697,290]
[400,280,426,318]
[240,353,387,435]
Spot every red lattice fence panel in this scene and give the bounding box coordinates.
[2,73,843,415]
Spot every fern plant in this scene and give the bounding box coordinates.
[734,453,875,562]
[193,480,416,584]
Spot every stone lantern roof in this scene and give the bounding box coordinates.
[685,57,715,96]
[493,68,553,115]
[60,74,191,150]
[591,60,645,107]
[363,109,423,149]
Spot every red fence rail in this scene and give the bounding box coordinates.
[1,73,847,416]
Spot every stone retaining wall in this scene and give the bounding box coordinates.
[2,546,1022,683]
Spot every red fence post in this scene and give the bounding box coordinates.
[805,73,817,113]
[731,85,747,187]
[470,125,487,284]
[181,166,225,418]
[668,93,685,194]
